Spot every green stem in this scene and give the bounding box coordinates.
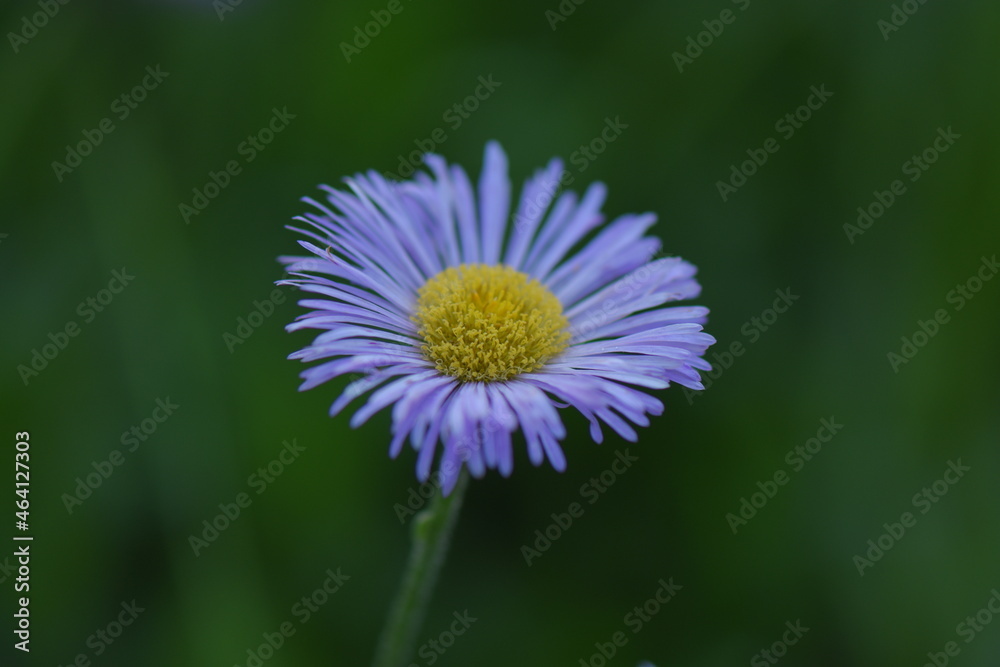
[371,471,469,667]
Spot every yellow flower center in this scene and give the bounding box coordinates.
[413,264,570,383]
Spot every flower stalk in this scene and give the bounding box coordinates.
[371,471,469,667]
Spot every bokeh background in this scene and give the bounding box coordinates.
[2,0,999,665]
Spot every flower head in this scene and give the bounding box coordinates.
[279,142,715,493]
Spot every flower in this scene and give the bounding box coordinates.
[279,142,715,494]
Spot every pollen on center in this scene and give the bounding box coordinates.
[413,264,570,383]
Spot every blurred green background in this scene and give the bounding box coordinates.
[2,0,999,665]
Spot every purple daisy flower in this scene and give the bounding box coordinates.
[279,142,715,494]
